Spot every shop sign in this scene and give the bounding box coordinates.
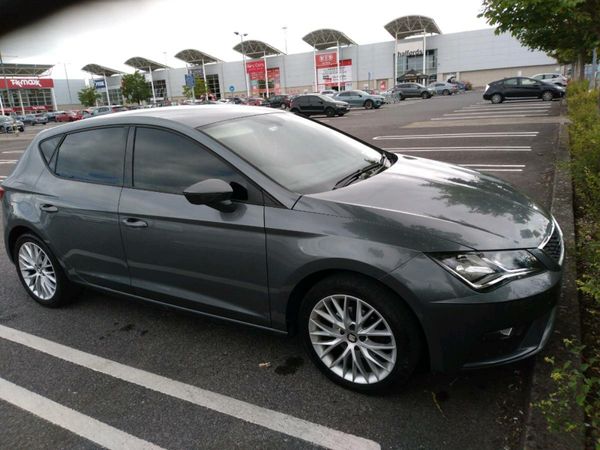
[0,78,54,89]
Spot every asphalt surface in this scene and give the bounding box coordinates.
[0,92,564,450]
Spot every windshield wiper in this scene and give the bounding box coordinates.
[332,155,389,190]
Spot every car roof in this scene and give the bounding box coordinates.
[53,105,279,130]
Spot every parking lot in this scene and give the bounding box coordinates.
[0,92,564,450]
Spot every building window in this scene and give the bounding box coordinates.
[206,74,220,99]
[146,79,167,100]
[397,49,438,80]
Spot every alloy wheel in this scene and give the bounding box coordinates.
[18,242,57,300]
[309,294,397,384]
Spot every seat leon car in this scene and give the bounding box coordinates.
[1,106,563,392]
[483,76,565,104]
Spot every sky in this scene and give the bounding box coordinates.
[1,0,492,80]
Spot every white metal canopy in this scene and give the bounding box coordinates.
[302,29,356,50]
[81,64,122,77]
[232,40,283,59]
[174,49,222,65]
[124,57,169,71]
[384,15,442,39]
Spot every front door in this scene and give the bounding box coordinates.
[502,78,520,98]
[119,126,270,326]
[517,78,543,98]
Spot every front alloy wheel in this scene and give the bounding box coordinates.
[542,91,554,101]
[309,295,397,384]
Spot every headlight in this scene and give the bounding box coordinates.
[431,250,543,290]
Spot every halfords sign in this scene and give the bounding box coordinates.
[0,78,54,89]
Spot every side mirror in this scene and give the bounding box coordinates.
[184,179,234,210]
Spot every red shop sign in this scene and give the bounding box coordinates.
[315,52,337,69]
[246,60,265,75]
[0,78,54,89]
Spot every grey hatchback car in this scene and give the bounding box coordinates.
[1,106,563,392]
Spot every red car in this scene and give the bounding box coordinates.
[56,110,83,122]
[246,97,267,106]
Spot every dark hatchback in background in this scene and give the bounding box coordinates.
[483,76,565,103]
[265,94,292,109]
[1,106,563,392]
[392,82,434,100]
[290,94,349,117]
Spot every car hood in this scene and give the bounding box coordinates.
[293,155,552,252]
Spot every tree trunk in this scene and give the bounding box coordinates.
[577,52,586,81]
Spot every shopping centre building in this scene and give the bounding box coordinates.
[1,15,561,111]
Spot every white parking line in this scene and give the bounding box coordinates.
[431,114,548,121]
[0,160,18,164]
[373,132,538,140]
[460,164,525,167]
[0,325,380,450]
[454,108,550,114]
[0,377,165,450]
[384,146,531,152]
[446,110,550,116]
[2,150,24,154]
[462,104,551,109]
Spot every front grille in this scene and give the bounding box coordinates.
[542,225,563,264]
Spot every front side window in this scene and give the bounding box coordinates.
[132,127,251,200]
[55,127,127,186]
[202,112,385,195]
[520,78,539,86]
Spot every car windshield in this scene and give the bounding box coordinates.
[202,112,385,194]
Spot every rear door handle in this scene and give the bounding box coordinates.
[122,218,148,228]
[40,204,58,213]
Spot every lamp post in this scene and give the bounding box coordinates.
[282,26,288,54]
[234,31,250,97]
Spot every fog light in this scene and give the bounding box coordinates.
[498,327,513,337]
[484,327,515,341]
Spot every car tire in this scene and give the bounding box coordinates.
[400,95,406,101]
[421,92,429,99]
[280,104,287,110]
[13,233,79,308]
[541,91,554,101]
[364,100,374,110]
[299,274,423,393]
[325,107,336,117]
[442,89,450,96]
[491,93,504,104]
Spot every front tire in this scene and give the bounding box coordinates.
[325,107,336,117]
[364,100,374,110]
[541,91,554,101]
[491,93,504,104]
[442,89,450,96]
[14,234,79,307]
[299,275,422,393]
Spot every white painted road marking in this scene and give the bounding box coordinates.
[0,160,18,164]
[0,377,165,450]
[385,146,531,152]
[373,132,538,140]
[460,164,525,167]
[2,150,24,154]
[431,114,548,121]
[0,325,380,450]
[445,110,550,116]
[459,164,525,172]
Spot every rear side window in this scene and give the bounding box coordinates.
[39,135,62,169]
[132,127,256,202]
[55,127,127,186]
[503,78,518,86]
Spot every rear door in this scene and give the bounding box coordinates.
[308,95,325,114]
[34,127,131,291]
[502,78,520,98]
[118,126,270,325]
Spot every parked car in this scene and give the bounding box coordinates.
[0,116,24,133]
[320,90,336,96]
[265,94,292,109]
[18,114,37,126]
[427,82,458,96]
[91,105,127,117]
[483,77,565,104]
[392,83,434,100]
[333,90,385,109]
[45,111,63,122]
[532,73,568,87]
[246,97,267,106]
[290,94,349,117]
[56,110,83,122]
[1,106,563,392]
[34,113,48,125]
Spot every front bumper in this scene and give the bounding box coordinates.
[381,253,561,373]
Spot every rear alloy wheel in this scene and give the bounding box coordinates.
[541,91,554,101]
[364,100,374,109]
[300,275,422,393]
[280,104,287,110]
[491,93,504,104]
[14,234,78,307]
[442,89,450,96]
[325,107,336,117]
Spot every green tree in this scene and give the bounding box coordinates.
[182,76,208,99]
[77,86,100,107]
[479,0,600,80]
[121,71,152,104]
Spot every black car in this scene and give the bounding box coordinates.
[265,94,292,109]
[483,77,565,104]
[290,94,349,117]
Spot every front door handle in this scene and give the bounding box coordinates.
[40,204,58,213]
[122,218,148,228]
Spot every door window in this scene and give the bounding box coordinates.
[520,78,539,86]
[132,127,258,202]
[503,78,518,86]
[55,127,127,186]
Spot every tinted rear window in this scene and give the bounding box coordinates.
[55,127,127,186]
[39,135,63,169]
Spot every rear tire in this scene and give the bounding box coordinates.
[14,233,79,308]
[491,93,504,104]
[421,92,429,99]
[442,89,450,96]
[364,100,374,110]
[299,274,423,393]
